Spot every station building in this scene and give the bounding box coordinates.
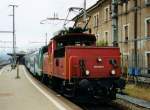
[73,0,150,75]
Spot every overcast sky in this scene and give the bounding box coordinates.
[0,0,97,53]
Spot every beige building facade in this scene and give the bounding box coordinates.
[74,0,150,75]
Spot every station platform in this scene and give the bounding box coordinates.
[0,65,81,110]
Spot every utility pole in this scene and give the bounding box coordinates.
[9,5,18,68]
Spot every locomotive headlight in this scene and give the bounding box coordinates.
[111,70,116,75]
[85,70,90,75]
[97,58,102,62]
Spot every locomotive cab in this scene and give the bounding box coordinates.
[51,30,98,79]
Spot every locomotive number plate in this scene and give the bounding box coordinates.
[93,65,104,69]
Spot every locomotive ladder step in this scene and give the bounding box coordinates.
[65,82,74,85]
[65,88,73,91]
[63,93,74,98]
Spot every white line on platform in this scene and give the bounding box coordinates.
[22,66,67,110]
[0,69,3,75]
[0,67,5,75]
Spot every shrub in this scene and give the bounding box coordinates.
[96,40,108,46]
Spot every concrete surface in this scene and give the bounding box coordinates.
[117,94,150,109]
[0,65,81,110]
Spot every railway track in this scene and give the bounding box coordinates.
[44,78,149,110]
[74,102,123,110]
[25,67,123,110]
[26,67,149,110]
[44,77,150,110]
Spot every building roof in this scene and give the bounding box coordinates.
[72,0,105,21]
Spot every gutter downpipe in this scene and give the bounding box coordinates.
[134,0,138,69]
[112,0,118,47]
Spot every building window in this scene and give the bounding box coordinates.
[96,33,100,40]
[93,13,99,27]
[147,53,150,74]
[123,24,129,43]
[145,0,150,6]
[104,6,109,21]
[145,18,150,37]
[145,52,150,74]
[123,2,128,13]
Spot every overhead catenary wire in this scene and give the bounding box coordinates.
[0,31,12,33]
[63,10,70,27]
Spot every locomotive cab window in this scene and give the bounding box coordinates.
[53,33,96,58]
[54,47,65,58]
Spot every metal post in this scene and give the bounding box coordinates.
[9,5,18,69]
[83,0,87,24]
[16,62,20,79]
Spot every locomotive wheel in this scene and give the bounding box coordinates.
[62,82,76,98]
[35,74,41,81]
[109,89,116,100]
[50,77,62,90]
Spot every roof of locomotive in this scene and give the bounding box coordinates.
[51,27,96,43]
[52,33,96,42]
